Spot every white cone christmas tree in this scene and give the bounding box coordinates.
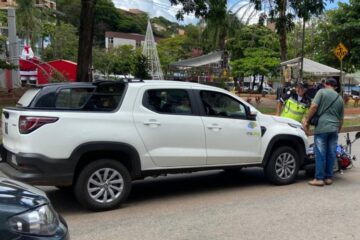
[142,20,164,80]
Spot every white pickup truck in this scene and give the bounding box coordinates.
[1,80,308,211]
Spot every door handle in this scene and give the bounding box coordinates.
[207,124,222,131]
[144,119,161,127]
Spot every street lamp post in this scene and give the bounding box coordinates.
[300,18,306,82]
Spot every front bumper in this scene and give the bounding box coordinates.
[0,147,73,186]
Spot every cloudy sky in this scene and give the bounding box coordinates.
[112,0,349,25]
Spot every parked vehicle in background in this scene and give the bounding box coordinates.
[224,81,236,92]
[262,86,274,95]
[0,177,69,240]
[1,80,308,211]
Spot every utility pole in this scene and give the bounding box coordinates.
[7,8,20,88]
[300,18,306,82]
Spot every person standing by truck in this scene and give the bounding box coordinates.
[303,78,344,186]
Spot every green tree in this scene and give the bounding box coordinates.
[0,35,16,70]
[313,1,360,72]
[94,0,126,46]
[202,0,241,51]
[231,48,280,91]
[227,25,280,60]
[183,24,203,51]
[169,0,330,59]
[56,0,82,28]
[42,23,79,62]
[93,45,136,77]
[0,10,7,25]
[157,36,190,72]
[250,0,331,61]
[133,53,151,79]
[16,0,42,44]
[92,47,113,77]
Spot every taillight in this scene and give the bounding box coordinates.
[19,116,59,134]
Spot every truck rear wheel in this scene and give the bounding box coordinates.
[74,159,132,211]
[265,146,299,185]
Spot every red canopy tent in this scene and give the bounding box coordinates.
[37,60,77,84]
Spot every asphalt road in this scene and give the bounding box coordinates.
[2,132,360,240]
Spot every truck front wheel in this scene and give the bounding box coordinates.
[265,146,299,185]
[74,159,132,211]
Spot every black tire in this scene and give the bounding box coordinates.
[264,146,300,185]
[74,159,132,211]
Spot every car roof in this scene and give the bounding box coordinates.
[33,80,223,92]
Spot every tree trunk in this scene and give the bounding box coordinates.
[279,31,287,61]
[278,0,288,61]
[76,0,97,82]
[252,75,256,91]
[259,75,264,93]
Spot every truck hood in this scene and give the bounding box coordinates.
[271,115,303,127]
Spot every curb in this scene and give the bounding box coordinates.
[341,126,360,133]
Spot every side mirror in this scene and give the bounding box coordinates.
[355,132,360,140]
[248,109,258,120]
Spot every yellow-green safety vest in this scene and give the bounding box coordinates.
[280,97,308,122]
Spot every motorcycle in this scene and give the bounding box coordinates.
[305,132,360,177]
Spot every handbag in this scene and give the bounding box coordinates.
[309,94,340,126]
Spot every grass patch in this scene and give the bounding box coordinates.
[343,118,360,127]
[257,106,276,115]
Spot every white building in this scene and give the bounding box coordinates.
[105,31,159,50]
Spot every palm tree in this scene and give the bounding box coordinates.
[202,0,242,51]
[16,0,42,45]
[250,0,329,61]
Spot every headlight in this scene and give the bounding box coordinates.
[8,204,59,236]
[288,123,304,131]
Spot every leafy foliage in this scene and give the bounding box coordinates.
[42,23,79,62]
[157,36,190,71]
[133,53,151,79]
[16,0,42,44]
[0,10,7,25]
[231,48,280,77]
[0,36,17,70]
[313,1,360,72]
[93,45,136,76]
[229,25,280,81]
[227,25,279,60]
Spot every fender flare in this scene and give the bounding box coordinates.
[262,135,306,167]
[70,142,142,179]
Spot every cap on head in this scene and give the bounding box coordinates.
[325,78,337,87]
[296,81,308,89]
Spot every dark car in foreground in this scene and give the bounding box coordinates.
[0,176,69,240]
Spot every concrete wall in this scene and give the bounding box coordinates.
[0,70,5,88]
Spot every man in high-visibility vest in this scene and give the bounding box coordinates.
[276,82,311,123]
